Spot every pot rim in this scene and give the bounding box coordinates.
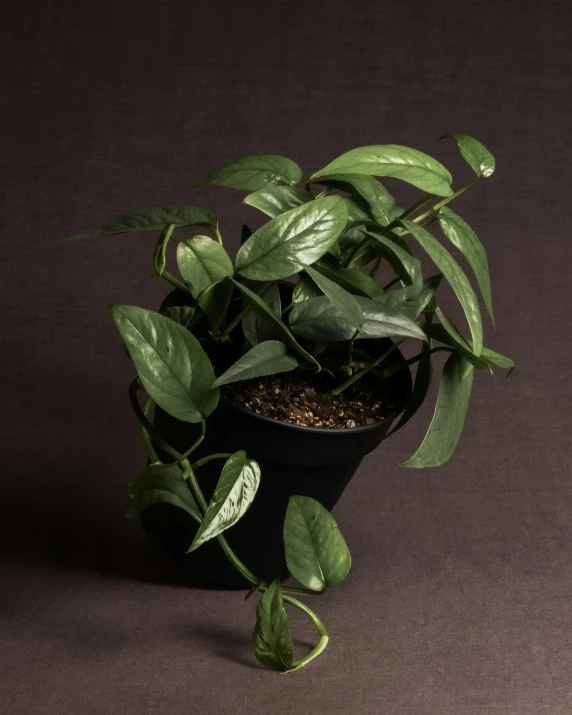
[218,390,406,436]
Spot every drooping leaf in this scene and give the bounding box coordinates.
[243,185,314,218]
[440,133,495,178]
[188,451,261,550]
[109,305,218,422]
[438,207,494,326]
[126,463,201,523]
[366,231,423,296]
[242,282,281,346]
[65,205,218,240]
[190,155,303,191]
[231,278,320,369]
[176,236,234,298]
[212,341,297,388]
[310,145,454,197]
[305,265,364,330]
[379,274,443,319]
[401,352,474,468]
[420,319,488,371]
[253,577,294,672]
[283,495,351,591]
[199,280,233,334]
[386,338,433,437]
[235,196,348,281]
[313,173,397,226]
[480,347,515,373]
[290,296,427,343]
[164,305,195,328]
[400,219,483,357]
[312,255,382,299]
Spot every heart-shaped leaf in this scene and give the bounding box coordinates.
[310,145,454,197]
[290,296,427,343]
[253,577,294,672]
[126,463,201,522]
[284,495,351,591]
[176,236,234,299]
[109,305,218,422]
[188,451,261,550]
[235,196,348,281]
[164,305,195,328]
[242,282,281,346]
[231,279,320,369]
[313,173,397,226]
[400,219,483,357]
[66,205,218,240]
[292,274,322,304]
[243,185,314,218]
[305,265,364,330]
[401,352,474,468]
[190,155,303,191]
[312,255,382,299]
[438,207,494,326]
[212,341,297,388]
[440,133,495,178]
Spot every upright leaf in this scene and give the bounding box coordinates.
[243,185,313,218]
[199,280,233,334]
[401,352,474,468]
[212,341,297,388]
[126,464,201,523]
[177,236,234,298]
[310,145,454,197]
[284,495,351,591]
[440,133,495,178]
[190,155,303,191]
[242,282,281,346]
[253,577,294,672]
[109,305,218,422]
[305,265,364,330]
[65,205,218,240]
[188,451,261,550]
[231,279,320,369]
[438,207,494,326]
[164,305,195,328]
[400,219,483,357]
[313,173,397,226]
[235,196,348,281]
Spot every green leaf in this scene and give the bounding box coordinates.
[365,231,423,296]
[284,495,351,591]
[243,282,281,346]
[313,173,397,226]
[480,346,515,373]
[312,255,382,299]
[401,352,474,468]
[126,464,201,522]
[190,155,303,191]
[400,219,483,357]
[199,281,233,334]
[253,577,294,671]
[109,305,218,422]
[176,236,234,299]
[440,133,495,178]
[387,339,433,437]
[152,224,175,276]
[420,321,488,371]
[164,305,195,328]
[243,185,314,218]
[231,278,320,369]
[292,274,322,304]
[310,145,454,197]
[305,265,364,330]
[212,341,297,388]
[65,205,218,240]
[290,296,427,343]
[438,207,494,326]
[188,451,261,550]
[235,196,348,281]
[379,274,443,319]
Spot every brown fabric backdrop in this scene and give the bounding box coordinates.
[2,0,571,713]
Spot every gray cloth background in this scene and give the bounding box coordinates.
[2,0,571,713]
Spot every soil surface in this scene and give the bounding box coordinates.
[222,372,402,429]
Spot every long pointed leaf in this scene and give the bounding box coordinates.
[242,282,281,346]
[190,155,303,191]
[305,265,364,330]
[312,173,397,226]
[243,185,313,217]
[212,341,297,388]
[126,464,201,523]
[312,255,382,299]
[440,133,495,178]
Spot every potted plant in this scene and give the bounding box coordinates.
[66,135,513,673]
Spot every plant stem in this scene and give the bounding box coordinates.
[379,346,453,379]
[214,226,223,245]
[153,224,176,276]
[140,397,161,464]
[221,281,273,340]
[383,276,401,291]
[412,179,477,225]
[281,596,329,673]
[129,380,182,462]
[397,194,435,220]
[160,269,194,299]
[368,254,382,278]
[180,420,206,459]
[191,452,233,470]
[330,339,407,396]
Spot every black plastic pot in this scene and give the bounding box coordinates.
[140,288,412,588]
